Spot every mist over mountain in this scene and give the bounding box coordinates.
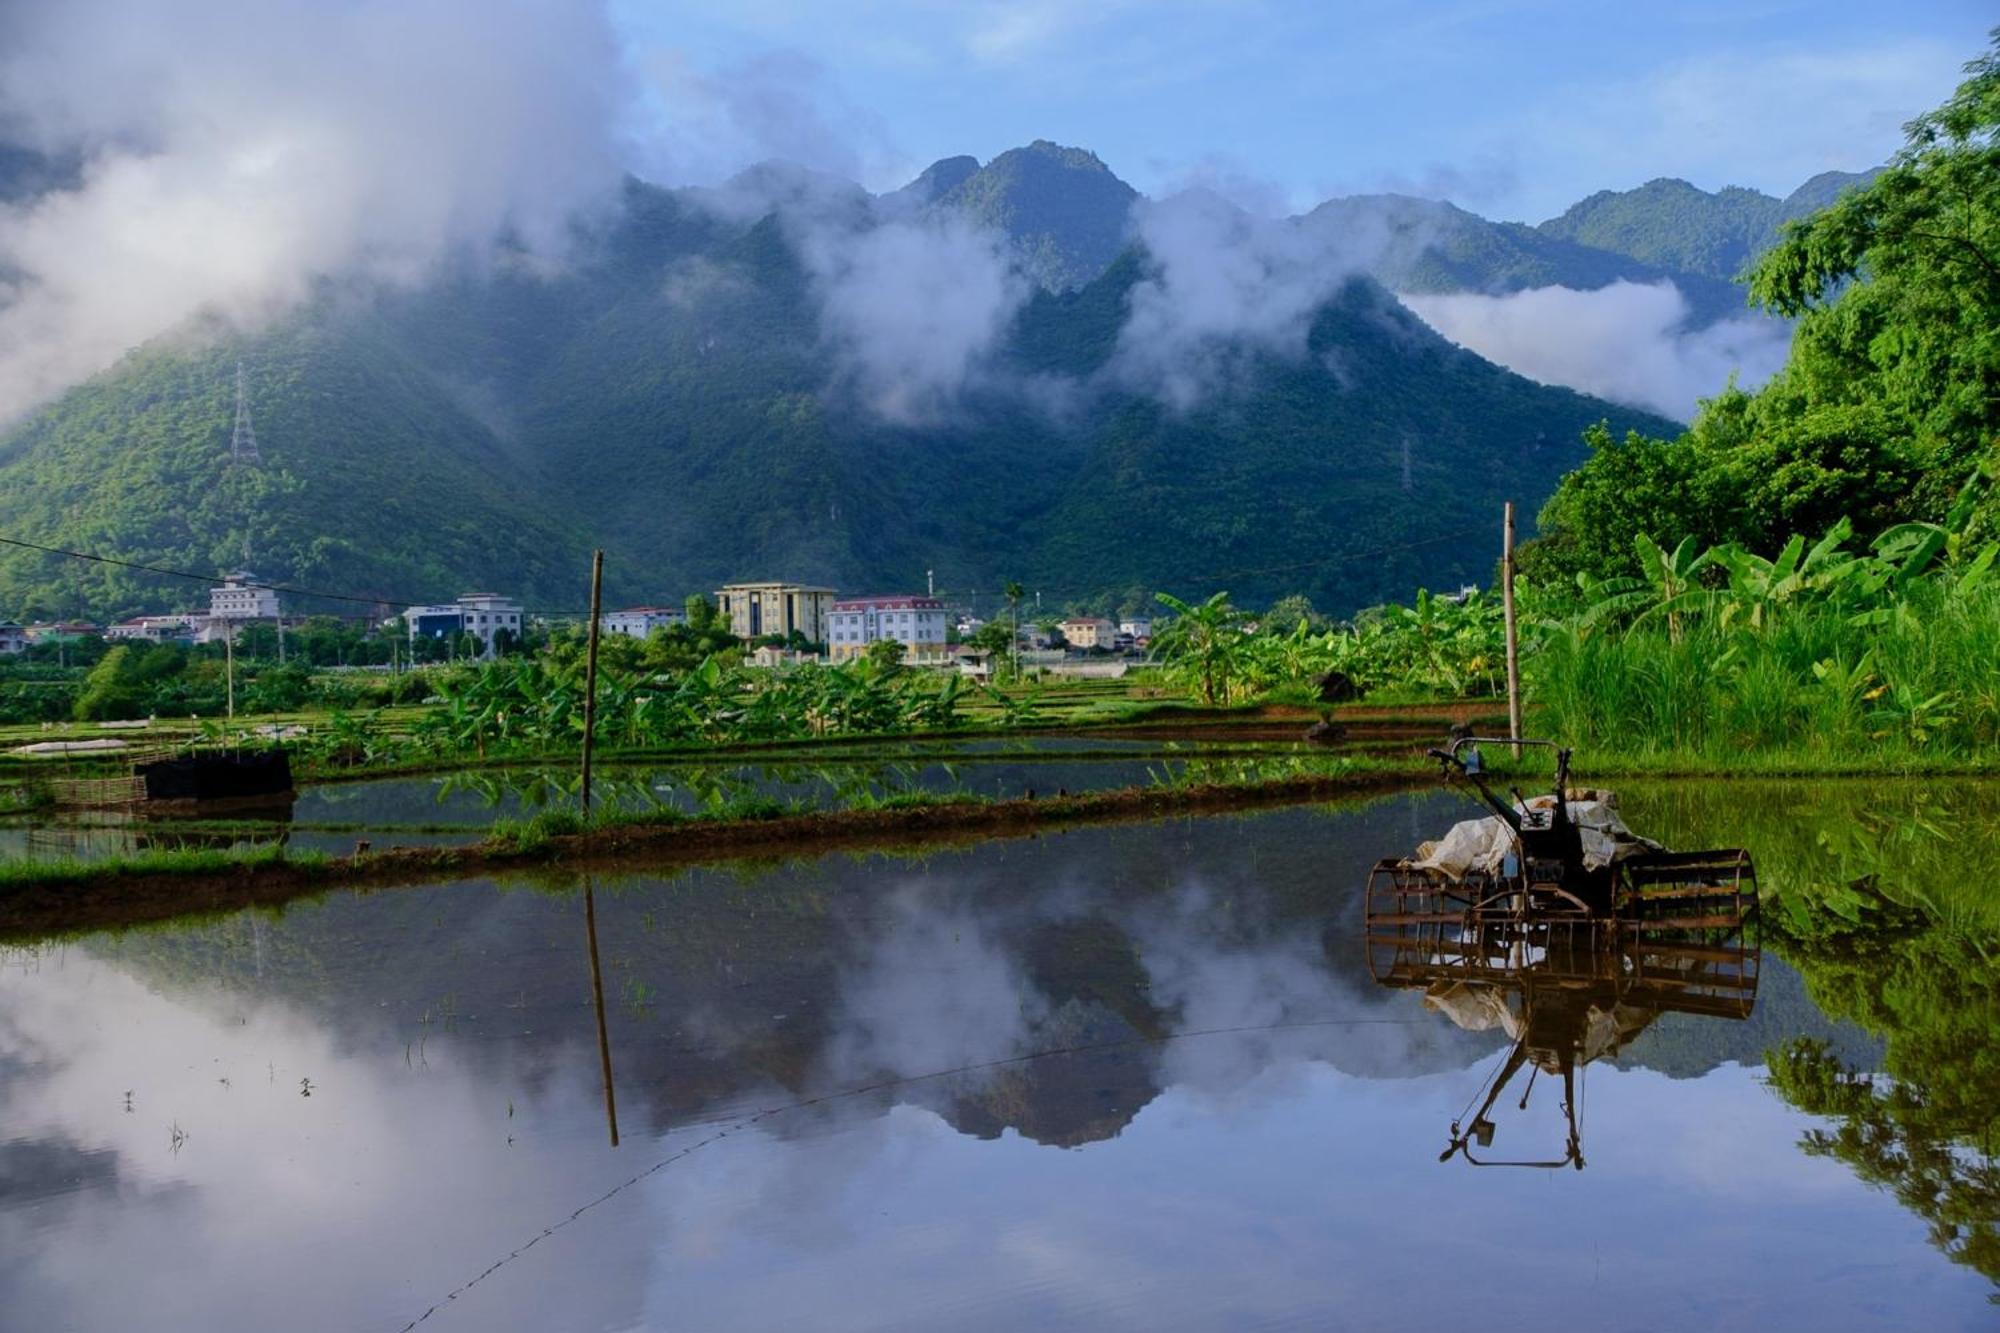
[0,159,1678,618]
[0,0,1871,620]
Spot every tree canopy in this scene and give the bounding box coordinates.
[1525,31,2000,583]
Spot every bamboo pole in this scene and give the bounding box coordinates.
[1502,501,1522,758]
[225,629,236,721]
[581,549,605,816]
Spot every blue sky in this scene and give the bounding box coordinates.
[610,0,1994,220]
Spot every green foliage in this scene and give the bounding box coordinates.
[1148,585,1502,705]
[1526,517,2000,758]
[1528,36,2000,581]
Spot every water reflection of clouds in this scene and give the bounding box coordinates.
[635,1063,1987,1332]
[821,885,1048,1087]
[2,792,1995,1331]
[0,950,652,1332]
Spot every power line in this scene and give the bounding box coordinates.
[0,534,417,610]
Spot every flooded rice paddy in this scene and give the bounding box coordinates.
[2,780,1997,1329]
[0,735,1341,864]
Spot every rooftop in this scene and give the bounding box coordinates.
[834,595,944,611]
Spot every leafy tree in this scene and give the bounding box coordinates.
[1151,591,1246,705]
[73,645,147,721]
[1746,30,2000,530]
[864,637,907,674]
[1260,594,1321,636]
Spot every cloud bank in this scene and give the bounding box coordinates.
[1400,280,1793,421]
[0,0,631,422]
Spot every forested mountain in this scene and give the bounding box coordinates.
[918,140,1140,291]
[1537,170,1882,283]
[9,138,1867,622]
[1301,193,1750,323]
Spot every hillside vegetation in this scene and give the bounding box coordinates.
[0,163,1675,622]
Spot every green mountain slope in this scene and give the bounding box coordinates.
[0,311,586,618]
[1303,193,1750,323]
[927,140,1139,291]
[1537,171,1883,283]
[0,171,1678,621]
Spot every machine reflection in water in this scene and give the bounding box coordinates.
[1366,733,1762,1168]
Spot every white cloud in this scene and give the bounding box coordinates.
[1114,188,1400,409]
[0,0,631,423]
[1401,279,1794,420]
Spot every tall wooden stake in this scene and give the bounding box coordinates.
[1502,501,1522,758]
[580,549,605,817]
[225,630,236,721]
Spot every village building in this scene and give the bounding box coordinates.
[1059,617,1117,650]
[828,595,950,662]
[25,621,102,643]
[601,605,686,639]
[209,571,281,621]
[401,593,524,658]
[0,621,26,654]
[107,614,200,643]
[715,581,834,645]
[1118,617,1153,641]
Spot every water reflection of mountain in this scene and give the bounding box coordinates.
[63,794,1868,1157]
[68,801,1456,1146]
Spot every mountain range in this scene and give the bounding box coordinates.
[0,141,1874,620]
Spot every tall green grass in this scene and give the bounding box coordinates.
[1530,581,2000,762]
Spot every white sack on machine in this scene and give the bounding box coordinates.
[1407,791,1661,881]
[1422,982,1522,1038]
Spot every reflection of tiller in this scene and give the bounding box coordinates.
[1365,734,1760,1169]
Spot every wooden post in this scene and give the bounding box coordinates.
[225,629,236,721]
[580,549,605,817]
[1502,501,1522,758]
[583,874,620,1147]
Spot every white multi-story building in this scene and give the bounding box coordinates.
[402,593,524,658]
[828,595,950,662]
[1118,618,1153,641]
[0,621,25,654]
[209,572,280,621]
[601,605,686,639]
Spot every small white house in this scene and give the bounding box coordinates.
[1117,618,1153,640]
[0,621,25,654]
[601,605,686,639]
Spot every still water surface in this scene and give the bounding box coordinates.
[0,739,1328,863]
[2,783,1994,1330]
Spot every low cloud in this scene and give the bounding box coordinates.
[799,213,1030,424]
[0,0,631,423]
[1400,280,1793,420]
[1114,189,1399,410]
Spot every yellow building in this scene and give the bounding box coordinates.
[715,581,835,646]
[1059,617,1116,649]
